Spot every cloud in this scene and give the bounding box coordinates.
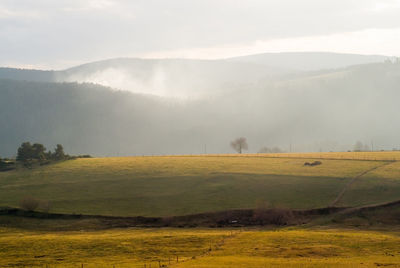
[1,0,400,68]
[0,6,41,19]
[143,28,400,60]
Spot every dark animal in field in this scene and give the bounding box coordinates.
[304,161,322,166]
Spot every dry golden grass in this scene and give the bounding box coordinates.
[3,154,383,182]
[0,227,229,267]
[0,227,399,268]
[211,151,400,161]
[176,229,400,268]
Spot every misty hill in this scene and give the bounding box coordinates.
[1,61,400,157]
[0,59,285,98]
[57,58,285,98]
[0,80,173,157]
[0,52,389,98]
[227,52,388,71]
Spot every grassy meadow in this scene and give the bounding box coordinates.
[1,152,400,267]
[0,227,399,268]
[0,153,400,216]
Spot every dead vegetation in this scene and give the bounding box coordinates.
[304,161,322,166]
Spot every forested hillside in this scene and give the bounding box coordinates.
[1,61,399,157]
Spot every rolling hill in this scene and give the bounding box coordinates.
[0,153,399,217]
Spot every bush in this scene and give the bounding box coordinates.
[19,196,40,211]
[253,203,295,225]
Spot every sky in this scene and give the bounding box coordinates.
[1,0,400,69]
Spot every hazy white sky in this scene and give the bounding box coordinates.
[1,0,400,69]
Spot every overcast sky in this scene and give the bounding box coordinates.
[1,0,400,69]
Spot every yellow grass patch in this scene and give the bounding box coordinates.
[0,227,399,268]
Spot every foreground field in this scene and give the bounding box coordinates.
[0,226,399,268]
[176,228,400,268]
[0,152,400,216]
[1,152,399,268]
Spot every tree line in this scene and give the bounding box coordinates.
[16,142,67,162]
[230,137,388,154]
[0,142,91,171]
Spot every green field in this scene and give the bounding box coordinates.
[1,154,400,216]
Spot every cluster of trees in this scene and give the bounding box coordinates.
[16,142,67,163]
[258,146,284,154]
[229,138,387,154]
[1,142,92,171]
[230,137,285,154]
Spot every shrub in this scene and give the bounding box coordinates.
[19,196,40,211]
[253,202,295,225]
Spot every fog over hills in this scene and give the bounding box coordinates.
[0,52,399,157]
[0,52,389,98]
[58,58,285,98]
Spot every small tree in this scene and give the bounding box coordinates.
[32,143,47,160]
[230,137,248,154]
[53,144,66,160]
[20,196,40,211]
[16,142,33,162]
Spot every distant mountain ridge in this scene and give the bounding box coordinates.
[226,51,388,71]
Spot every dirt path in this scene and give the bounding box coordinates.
[336,198,400,215]
[329,161,394,207]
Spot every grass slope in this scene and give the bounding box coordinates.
[0,153,399,216]
[338,161,400,206]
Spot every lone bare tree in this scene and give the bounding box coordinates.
[230,137,248,154]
